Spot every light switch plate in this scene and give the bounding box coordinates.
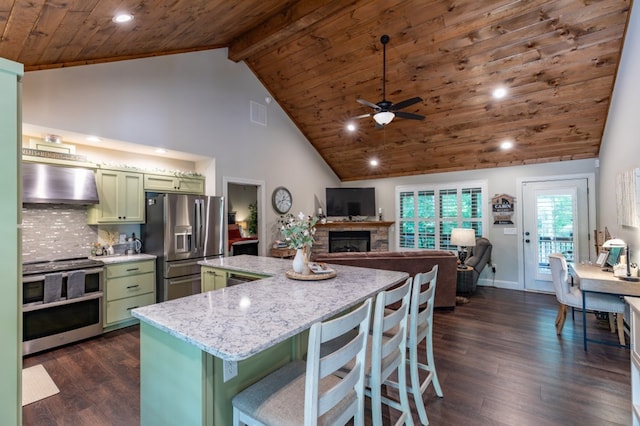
[503,228,518,235]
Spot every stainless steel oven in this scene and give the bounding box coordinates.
[22,259,104,355]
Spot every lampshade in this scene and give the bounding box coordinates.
[450,228,476,247]
[373,111,395,125]
[603,238,626,248]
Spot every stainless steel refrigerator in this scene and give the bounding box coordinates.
[143,193,224,302]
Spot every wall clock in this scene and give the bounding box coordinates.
[272,186,292,214]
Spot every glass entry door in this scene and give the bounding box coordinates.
[522,178,590,292]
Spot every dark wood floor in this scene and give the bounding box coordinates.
[22,287,632,425]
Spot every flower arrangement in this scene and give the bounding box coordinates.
[280,212,318,249]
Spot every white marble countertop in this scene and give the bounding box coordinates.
[132,255,408,361]
[89,253,157,264]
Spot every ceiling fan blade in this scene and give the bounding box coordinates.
[357,99,381,110]
[395,111,425,120]
[350,113,372,120]
[390,97,423,111]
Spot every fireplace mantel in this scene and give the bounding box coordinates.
[315,221,395,229]
[312,221,394,257]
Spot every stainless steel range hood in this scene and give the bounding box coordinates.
[22,162,100,204]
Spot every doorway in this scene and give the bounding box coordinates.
[520,175,594,293]
[222,177,266,257]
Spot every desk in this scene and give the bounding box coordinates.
[132,255,407,425]
[569,262,640,350]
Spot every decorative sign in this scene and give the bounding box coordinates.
[492,193,515,225]
[22,148,87,162]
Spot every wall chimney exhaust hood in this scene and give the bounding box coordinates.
[22,162,100,205]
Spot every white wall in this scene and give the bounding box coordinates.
[22,49,340,247]
[598,3,640,264]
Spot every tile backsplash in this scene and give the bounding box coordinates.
[22,204,98,262]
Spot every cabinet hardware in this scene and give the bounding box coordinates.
[126,268,140,272]
[126,306,139,311]
[126,284,140,289]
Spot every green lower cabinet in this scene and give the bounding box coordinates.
[201,267,227,292]
[201,267,268,292]
[104,260,156,331]
[139,322,308,426]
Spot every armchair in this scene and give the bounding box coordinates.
[463,237,492,293]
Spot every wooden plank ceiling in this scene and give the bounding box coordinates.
[0,0,631,181]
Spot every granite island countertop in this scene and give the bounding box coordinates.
[132,255,408,361]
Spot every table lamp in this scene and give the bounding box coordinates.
[602,238,636,280]
[451,228,476,267]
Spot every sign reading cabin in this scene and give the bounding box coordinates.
[492,193,515,225]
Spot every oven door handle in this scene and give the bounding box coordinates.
[22,291,104,313]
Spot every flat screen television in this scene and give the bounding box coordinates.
[326,187,376,217]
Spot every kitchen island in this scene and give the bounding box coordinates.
[132,255,408,425]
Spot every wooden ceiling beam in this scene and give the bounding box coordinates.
[228,0,359,63]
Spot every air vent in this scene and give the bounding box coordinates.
[250,101,267,126]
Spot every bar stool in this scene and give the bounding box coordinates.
[407,265,442,425]
[368,277,414,425]
[320,277,414,425]
[231,298,372,425]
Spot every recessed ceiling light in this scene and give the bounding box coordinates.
[155,148,168,154]
[346,123,356,132]
[112,13,134,24]
[500,140,514,150]
[86,136,101,142]
[493,87,508,99]
[370,159,379,166]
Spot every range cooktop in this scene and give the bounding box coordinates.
[22,257,105,276]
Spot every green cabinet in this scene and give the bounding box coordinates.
[0,57,22,426]
[104,260,156,331]
[144,173,205,194]
[201,267,268,292]
[88,169,145,224]
[201,267,227,292]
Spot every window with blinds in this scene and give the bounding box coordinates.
[397,181,486,250]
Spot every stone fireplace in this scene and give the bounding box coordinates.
[311,221,394,258]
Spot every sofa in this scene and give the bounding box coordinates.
[313,250,457,309]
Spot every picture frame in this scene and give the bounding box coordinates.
[596,251,608,267]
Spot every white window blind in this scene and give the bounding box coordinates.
[397,181,487,250]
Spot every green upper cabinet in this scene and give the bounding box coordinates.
[88,169,145,224]
[144,173,205,195]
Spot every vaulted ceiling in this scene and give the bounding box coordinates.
[0,0,631,181]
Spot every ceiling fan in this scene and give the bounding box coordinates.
[352,34,425,128]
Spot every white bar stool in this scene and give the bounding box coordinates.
[231,298,372,425]
[406,265,442,425]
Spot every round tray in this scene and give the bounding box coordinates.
[285,269,337,281]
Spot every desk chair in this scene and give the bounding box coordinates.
[549,253,625,345]
[232,299,372,426]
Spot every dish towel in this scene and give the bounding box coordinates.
[43,273,63,303]
[66,270,85,299]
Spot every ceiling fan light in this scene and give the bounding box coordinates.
[373,111,394,125]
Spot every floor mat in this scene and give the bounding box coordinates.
[22,364,59,406]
